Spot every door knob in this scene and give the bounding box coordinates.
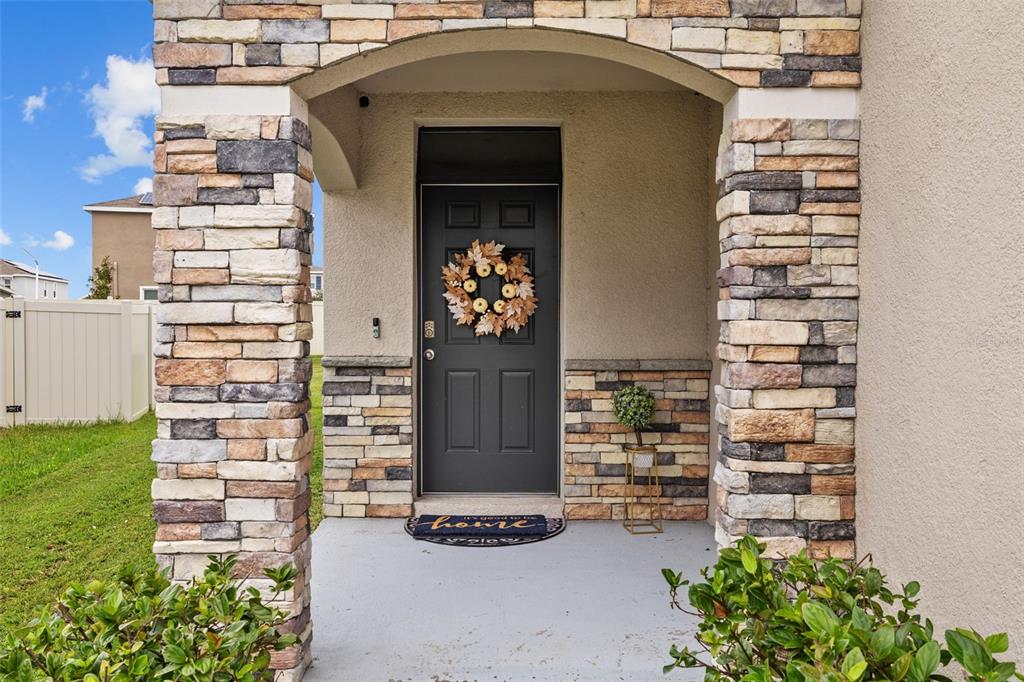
[424,349,435,361]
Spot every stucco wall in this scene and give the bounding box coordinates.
[859,0,1024,651]
[321,90,715,360]
[91,211,156,299]
[705,110,723,527]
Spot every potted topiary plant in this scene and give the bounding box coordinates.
[613,384,657,469]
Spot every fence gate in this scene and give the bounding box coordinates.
[0,298,155,427]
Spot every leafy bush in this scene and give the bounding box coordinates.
[662,536,1021,682]
[0,555,300,681]
[613,385,656,446]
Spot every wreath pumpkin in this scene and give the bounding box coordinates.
[441,239,538,337]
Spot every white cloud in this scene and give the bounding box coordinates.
[0,228,11,247]
[22,87,48,123]
[79,55,160,183]
[42,230,75,251]
[133,177,153,194]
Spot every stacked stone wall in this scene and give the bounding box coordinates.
[321,361,414,518]
[713,116,858,560]
[563,361,711,521]
[152,0,861,90]
[150,109,317,678]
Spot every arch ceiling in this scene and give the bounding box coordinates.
[301,27,737,190]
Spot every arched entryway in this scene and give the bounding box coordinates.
[152,11,862,677]
[306,42,724,522]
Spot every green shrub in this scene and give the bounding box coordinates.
[662,536,1021,682]
[612,384,656,446]
[0,555,299,681]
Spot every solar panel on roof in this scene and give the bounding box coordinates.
[139,192,153,205]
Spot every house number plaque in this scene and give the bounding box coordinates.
[424,320,435,338]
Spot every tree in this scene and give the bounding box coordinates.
[86,256,115,299]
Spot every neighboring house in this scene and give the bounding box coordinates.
[310,265,323,297]
[0,259,69,299]
[83,193,157,300]
[146,2,1023,677]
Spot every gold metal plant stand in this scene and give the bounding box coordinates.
[622,446,663,534]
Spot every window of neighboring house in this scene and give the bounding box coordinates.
[312,275,322,290]
[2,278,10,288]
[140,286,159,301]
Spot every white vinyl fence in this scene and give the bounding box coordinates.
[310,300,324,355]
[0,299,156,427]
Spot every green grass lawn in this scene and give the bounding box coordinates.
[309,358,325,530]
[0,358,324,632]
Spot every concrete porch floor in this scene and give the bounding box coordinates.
[305,518,715,681]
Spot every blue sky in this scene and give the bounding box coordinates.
[0,1,322,297]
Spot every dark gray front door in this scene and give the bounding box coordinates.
[420,185,559,493]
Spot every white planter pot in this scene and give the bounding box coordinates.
[630,449,655,469]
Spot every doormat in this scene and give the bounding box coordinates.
[405,514,565,547]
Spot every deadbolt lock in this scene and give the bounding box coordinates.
[424,320,435,339]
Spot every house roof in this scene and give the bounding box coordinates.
[0,259,70,283]
[83,193,154,213]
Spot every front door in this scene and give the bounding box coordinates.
[420,185,559,493]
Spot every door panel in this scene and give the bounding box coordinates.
[445,370,480,452]
[421,185,559,493]
[499,370,534,453]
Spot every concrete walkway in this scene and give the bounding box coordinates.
[305,518,714,682]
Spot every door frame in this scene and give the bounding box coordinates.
[415,182,563,497]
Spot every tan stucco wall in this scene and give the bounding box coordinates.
[705,109,723,526]
[91,212,156,299]
[859,0,1024,651]
[322,90,715,360]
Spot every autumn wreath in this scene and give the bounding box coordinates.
[442,239,538,337]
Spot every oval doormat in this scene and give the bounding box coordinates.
[405,515,566,547]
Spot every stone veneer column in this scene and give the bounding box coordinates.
[321,357,414,518]
[150,95,315,678]
[713,117,859,560]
